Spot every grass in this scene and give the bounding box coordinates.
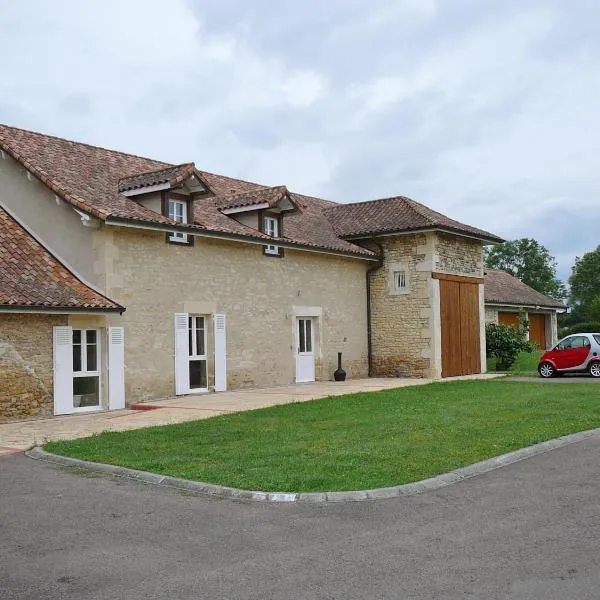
[487,350,543,374]
[45,379,600,493]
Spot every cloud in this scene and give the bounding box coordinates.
[0,0,598,280]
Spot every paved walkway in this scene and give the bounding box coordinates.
[0,374,499,452]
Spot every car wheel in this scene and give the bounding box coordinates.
[589,362,600,378]
[538,362,556,378]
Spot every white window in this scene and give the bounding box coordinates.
[168,199,188,243]
[393,271,407,292]
[264,215,279,255]
[188,316,208,391]
[72,329,101,409]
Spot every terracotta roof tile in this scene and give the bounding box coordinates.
[323,196,503,243]
[0,206,122,311]
[0,124,501,259]
[118,163,196,192]
[214,185,289,211]
[484,270,565,309]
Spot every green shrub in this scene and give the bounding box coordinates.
[558,322,600,339]
[485,323,526,370]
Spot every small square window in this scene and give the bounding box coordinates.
[393,270,407,292]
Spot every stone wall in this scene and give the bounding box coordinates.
[366,233,434,378]
[366,231,486,379]
[435,233,483,277]
[485,307,499,324]
[0,314,67,422]
[100,227,370,402]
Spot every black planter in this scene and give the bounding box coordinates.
[334,352,347,381]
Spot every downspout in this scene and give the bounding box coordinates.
[366,241,384,377]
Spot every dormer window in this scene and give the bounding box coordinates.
[168,198,189,244]
[263,215,281,256]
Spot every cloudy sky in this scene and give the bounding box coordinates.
[1,0,598,280]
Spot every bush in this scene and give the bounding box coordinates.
[558,322,600,339]
[485,323,526,370]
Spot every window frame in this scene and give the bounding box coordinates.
[260,211,284,257]
[162,192,194,246]
[188,315,208,392]
[72,328,100,377]
[72,328,101,411]
[388,263,410,295]
[393,270,407,293]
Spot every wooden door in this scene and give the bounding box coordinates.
[440,279,481,377]
[498,311,520,331]
[528,313,547,349]
[459,283,481,375]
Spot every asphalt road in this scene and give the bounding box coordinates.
[2,438,600,600]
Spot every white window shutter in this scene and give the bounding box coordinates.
[107,327,125,410]
[53,326,73,415]
[214,314,227,392]
[174,313,189,395]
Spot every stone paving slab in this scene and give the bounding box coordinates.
[0,374,501,450]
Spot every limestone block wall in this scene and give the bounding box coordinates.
[366,233,433,378]
[485,307,499,324]
[435,233,483,277]
[366,231,486,379]
[100,227,370,402]
[0,314,67,422]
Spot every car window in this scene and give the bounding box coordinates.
[557,337,574,350]
[558,336,588,350]
[571,336,590,349]
[594,335,600,345]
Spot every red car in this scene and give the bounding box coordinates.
[538,333,600,378]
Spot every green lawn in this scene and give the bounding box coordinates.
[45,380,600,493]
[487,351,543,374]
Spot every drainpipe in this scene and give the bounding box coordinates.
[366,241,384,377]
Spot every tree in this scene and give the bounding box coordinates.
[569,246,600,320]
[485,238,566,300]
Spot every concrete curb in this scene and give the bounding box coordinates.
[26,427,600,503]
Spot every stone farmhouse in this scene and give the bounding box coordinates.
[0,124,512,422]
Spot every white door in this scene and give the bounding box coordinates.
[296,318,315,383]
[188,315,208,392]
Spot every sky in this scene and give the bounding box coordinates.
[1,0,598,281]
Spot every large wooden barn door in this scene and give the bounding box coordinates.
[528,313,547,350]
[438,275,482,377]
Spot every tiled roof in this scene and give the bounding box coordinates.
[323,196,504,243]
[0,206,122,311]
[0,124,502,259]
[214,185,290,211]
[118,163,196,192]
[484,270,565,309]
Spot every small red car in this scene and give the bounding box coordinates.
[538,333,600,378]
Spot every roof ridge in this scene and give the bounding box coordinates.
[403,197,439,225]
[324,195,415,211]
[118,162,194,181]
[0,123,172,167]
[215,183,287,199]
[198,169,269,190]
